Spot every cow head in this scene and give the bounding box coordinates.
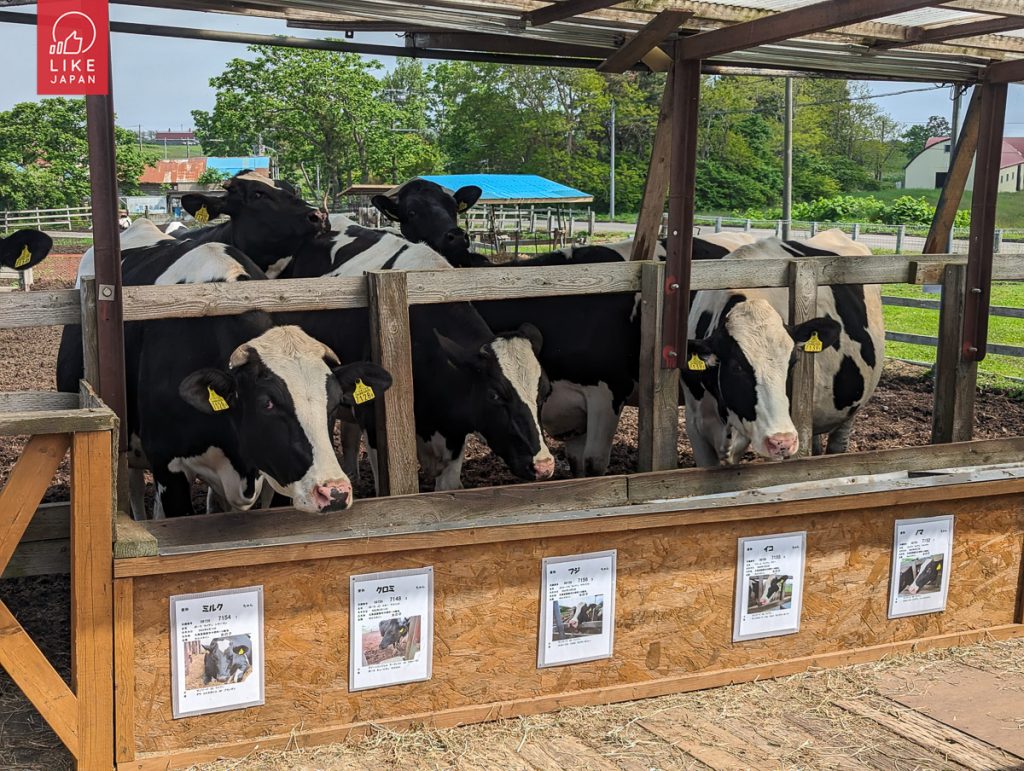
[0,229,53,271]
[687,298,840,462]
[435,323,555,482]
[372,179,481,263]
[179,326,392,513]
[202,635,252,684]
[378,618,410,650]
[181,171,328,268]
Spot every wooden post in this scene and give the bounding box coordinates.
[80,278,100,390]
[638,262,679,472]
[661,54,701,368]
[367,271,419,496]
[810,221,817,237]
[714,216,722,233]
[994,229,1003,254]
[851,222,860,241]
[932,264,976,443]
[896,224,905,254]
[925,87,982,255]
[963,81,1008,362]
[631,67,674,261]
[788,260,817,456]
[744,218,751,232]
[70,429,114,770]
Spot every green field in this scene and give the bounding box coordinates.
[142,143,204,160]
[851,188,1024,229]
[882,280,1024,386]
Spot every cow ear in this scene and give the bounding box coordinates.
[201,643,212,651]
[435,330,480,370]
[453,185,482,212]
[233,645,249,656]
[179,368,237,414]
[791,317,841,352]
[0,229,53,271]
[332,362,393,408]
[685,338,719,370]
[516,323,543,355]
[181,193,228,224]
[371,195,401,222]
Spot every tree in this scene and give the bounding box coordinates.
[193,47,440,207]
[902,115,952,160]
[196,168,228,186]
[0,98,155,209]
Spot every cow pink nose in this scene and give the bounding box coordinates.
[313,480,352,511]
[534,457,555,480]
[764,433,798,459]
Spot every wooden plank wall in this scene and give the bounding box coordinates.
[120,489,1024,768]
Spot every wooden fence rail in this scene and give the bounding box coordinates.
[1,206,92,232]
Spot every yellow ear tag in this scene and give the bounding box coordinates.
[207,386,229,412]
[687,353,706,371]
[457,201,469,212]
[804,331,823,353]
[352,379,375,405]
[194,205,210,225]
[14,245,32,269]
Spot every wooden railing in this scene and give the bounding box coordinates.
[0,384,117,768]
[1,205,92,232]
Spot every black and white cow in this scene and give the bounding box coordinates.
[0,229,53,271]
[565,601,602,631]
[684,230,884,466]
[280,218,555,490]
[371,179,482,265]
[899,557,942,595]
[749,575,790,608]
[58,224,393,518]
[202,634,253,685]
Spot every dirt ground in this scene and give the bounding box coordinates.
[3,263,1024,768]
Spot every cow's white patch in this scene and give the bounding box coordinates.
[168,446,263,511]
[489,337,553,467]
[265,256,292,279]
[153,483,167,520]
[324,219,451,275]
[541,380,617,476]
[240,326,352,511]
[154,243,251,284]
[76,219,174,288]
[417,431,458,488]
[215,638,230,652]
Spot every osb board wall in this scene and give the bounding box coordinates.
[128,494,1024,755]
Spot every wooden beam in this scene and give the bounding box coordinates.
[924,87,982,255]
[637,262,679,472]
[409,31,612,59]
[631,68,673,263]
[524,0,623,28]
[597,10,692,74]
[0,434,70,571]
[661,52,701,369]
[962,81,1008,362]
[875,14,1024,49]
[788,261,818,456]
[677,0,936,61]
[987,57,1024,83]
[931,264,976,443]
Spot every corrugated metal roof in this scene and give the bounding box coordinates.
[138,158,207,185]
[410,174,593,204]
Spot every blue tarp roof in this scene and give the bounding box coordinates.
[414,174,592,205]
[206,156,272,175]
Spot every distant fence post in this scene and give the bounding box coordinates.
[744,218,751,232]
[895,224,905,254]
[852,222,860,241]
[588,209,595,237]
[994,229,1003,254]
[714,216,722,233]
[931,263,976,444]
[810,221,818,238]
[775,220,783,237]
[529,205,536,233]
[547,211,553,235]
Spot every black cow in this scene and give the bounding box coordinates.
[279,220,555,491]
[900,557,942,595]
[0,229,53,272]
[378,618,410,652]
[202,634,253,685]
[371,179,481,264]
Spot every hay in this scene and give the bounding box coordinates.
[190,638,1024,770]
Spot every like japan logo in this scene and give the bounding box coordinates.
[37,0,108,95]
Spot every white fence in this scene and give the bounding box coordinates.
[1,206,93,232]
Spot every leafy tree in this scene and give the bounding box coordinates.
[902,115,952,159]
[196,168,228,185]
[0,98,155,209]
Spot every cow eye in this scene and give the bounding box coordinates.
[253,190,264,199]
[264,398,274,411]
[489,390,501,402]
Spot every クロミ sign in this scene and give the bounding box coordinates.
[37,0,109,95]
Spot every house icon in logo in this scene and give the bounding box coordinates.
[49,11,96,56]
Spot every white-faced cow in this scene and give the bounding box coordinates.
[202,634,253,685]
[1,229,53,272]
[279,217,555,491]
[684,230,884,466]
[58,226,392,518]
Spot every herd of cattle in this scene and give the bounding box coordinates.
[1,172,886,519]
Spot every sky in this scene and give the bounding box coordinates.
[1,6,1022,134]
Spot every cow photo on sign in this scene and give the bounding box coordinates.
[360,616,423,666]
[551,595,604,641]
[170,586,264,718]
[889,515,954,618]
[746,574,793,614]
[734,532,806,642]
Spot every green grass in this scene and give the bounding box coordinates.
[851,188,1024,230]
[882,280,1024,384]
[142,143,204,160]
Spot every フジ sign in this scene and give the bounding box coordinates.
[37,0,109,95]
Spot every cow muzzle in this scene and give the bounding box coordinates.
[763,432,799,460]
[534,456,555,480]
[442,227,469,253]
[308,479,352,512]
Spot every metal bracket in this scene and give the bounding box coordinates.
[98,284,115,301]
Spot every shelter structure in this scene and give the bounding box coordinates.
[3,2,1024,769]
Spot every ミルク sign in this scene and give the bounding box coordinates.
[37,0,109,95]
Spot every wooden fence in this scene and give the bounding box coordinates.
[1,206,93,232]
[881,294,1024,359]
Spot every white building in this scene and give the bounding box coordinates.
[904,136,1024,193]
